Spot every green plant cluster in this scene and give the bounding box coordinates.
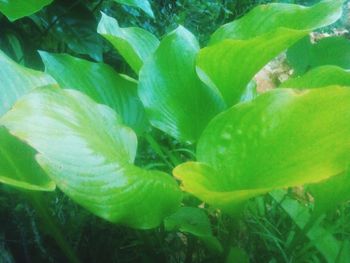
[1,0,350,262]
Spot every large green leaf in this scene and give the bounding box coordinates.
[0,0,53,21]
[197,0,344,106]
[0,50,56,116]
[0,50,55,191]
[0,86,181,229]
[97,12,159,73]
[138,26,225,142]
[287,36,350,75]
[174,87,350,213]
[0,127,55,191]
[113,0,154,18]
[280,66,350,89]
[39,51,148,134]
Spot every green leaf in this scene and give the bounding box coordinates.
[280,66,350,89]
[0,50,56,116]
[0,127,55,191]
[0,0,53,21]
[197,0,344,106]
[164,207,222,253]
[113,0,154,18]
[39,51,148,134]
[287,36,350,75]
[1,86,181,229]
[174,87,350,213]
[138,26,225,142]
[98,12,159,73]
[0,50,55,191]
[226,247,249,263]
[308,171,350,217]
[46,2,104,61]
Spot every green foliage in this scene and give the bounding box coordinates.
[287,36,350,75]
[39,51,148,134]
[0,0,53,21]
[1,0,350,262]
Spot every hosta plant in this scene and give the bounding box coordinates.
[1,0,350,261]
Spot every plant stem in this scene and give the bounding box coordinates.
[27,193,80,263]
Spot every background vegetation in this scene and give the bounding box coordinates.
[1,1,350,262]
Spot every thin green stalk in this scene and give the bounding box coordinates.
[27,193,80,263]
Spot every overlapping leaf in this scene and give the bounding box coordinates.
[0,0,53,21]
[39,51,148,134]
[174,87,350,213]
[0,50,56,116]
[138,26,225,142]
[0,127,55,191]
[287,36,350,75]
[1,86,181,229]
[98,13,159,73]
[0,50,55,191]
[280,66,350,89]
[197,0,344,106]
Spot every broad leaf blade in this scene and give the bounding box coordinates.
[0,127,55,191]
[39,51,148,134]
[113,0,154,18]
[1,86,181,229]
[0,50,56,116]
[0,0,53,21]
[138,26,225,142]
[198,0,344,106]
[280,66,350,89]
[175,87,350,213]
[210,0,344,43]
[98,13,159,73]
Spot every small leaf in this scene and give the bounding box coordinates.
[39,51,148,134]
[308,171,350,217]
[164,207,222,253]
[0,50,56,116]
[174,87,350,213]
[287,36,350,75]
[138,26,225,142]
[1,86,181,229]
[0,127,55,191]
[197,0,344,106]
[98,12,159,73]
[113,0,154,18]
[280,66,350,89]
[0,0,53,21]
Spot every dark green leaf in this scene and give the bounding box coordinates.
[39,51,148,134]
[113,0,154,18]
[164,207,222,253]
[287,36,350,75]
